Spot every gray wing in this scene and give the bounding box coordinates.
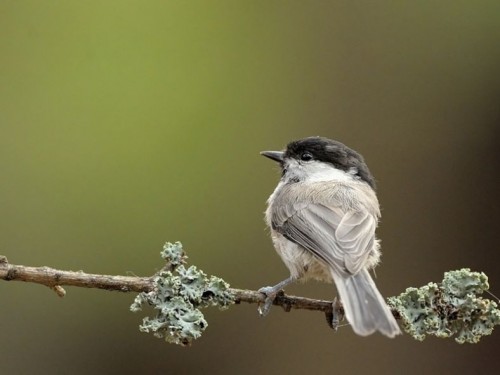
[273,202,377,275]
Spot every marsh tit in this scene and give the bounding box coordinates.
[259,136,400,338]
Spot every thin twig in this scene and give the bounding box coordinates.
[0,256,153,294]
[0,256,338,313]
[230,288,334,312]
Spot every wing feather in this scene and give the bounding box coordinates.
[271,182,378,275]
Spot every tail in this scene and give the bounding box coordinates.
[331,268,401,338]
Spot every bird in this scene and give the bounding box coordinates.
[259,136,400,338]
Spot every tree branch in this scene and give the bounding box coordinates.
[0,255,333,312]
[0,255,153,294]
[1,240,499,347]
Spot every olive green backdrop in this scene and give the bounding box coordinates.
[1,1,499,374]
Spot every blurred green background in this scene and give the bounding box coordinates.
[1,1,500,374]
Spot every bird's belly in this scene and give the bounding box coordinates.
[272,233,332,283]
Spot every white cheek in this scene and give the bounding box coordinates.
[301,161,355,182]
[283,159,306,181]
[283,159,356,183]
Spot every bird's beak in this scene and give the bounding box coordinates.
[260,150,284,163]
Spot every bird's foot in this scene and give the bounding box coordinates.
[258,276,296,317]
[326,297,344,331]
[258,286,280,316]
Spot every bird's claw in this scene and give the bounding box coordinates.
[326,297,344,331]
[258,286,278,316]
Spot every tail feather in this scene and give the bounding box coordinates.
[331,268,400,338]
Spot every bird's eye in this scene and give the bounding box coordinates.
[301,152,313,161]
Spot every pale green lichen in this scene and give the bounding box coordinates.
[388,268,500,344]
[130,242,234,346]
[160,241,186,268]
[132,244,499,345]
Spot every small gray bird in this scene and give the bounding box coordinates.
[259,136,400,338]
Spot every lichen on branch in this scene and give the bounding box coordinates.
[1,242,499,346]
[132,242,500,346]
[130,242,234,346]
[388,269,500,344]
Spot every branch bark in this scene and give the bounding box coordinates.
[0,255,335,313]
